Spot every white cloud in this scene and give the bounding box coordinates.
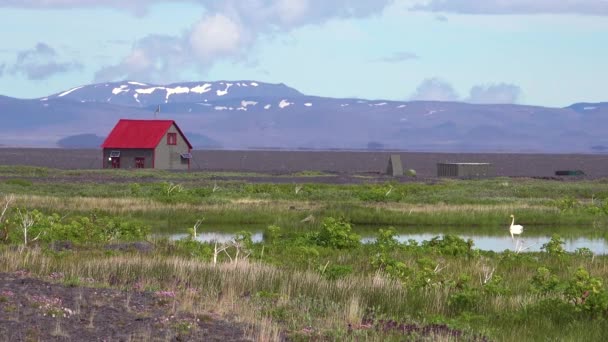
[467,83,522,104]
[189,14,245,61]
[410,78,459,102]
[410,78,523,104]
[10,42,82,80]
[274,0,310,25]
[412,0,608,15]
[94,35,188,82]
[371,51,419,63]
[0,0,156,16]
[92,0,393,82]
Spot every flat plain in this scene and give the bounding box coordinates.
[0,148,608,180]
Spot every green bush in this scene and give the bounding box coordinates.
[541,234,566,255]
[311,217,360,249]
[564,267,608,316]
[530,267,561,295]
[421,234,476,257]
[174,239,213,260]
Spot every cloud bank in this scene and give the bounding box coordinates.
[467,83,522,104]
[371,51,419,63]
[88,0,394,82]
[412,0,608,15]
[410,78,459,102]
[10,43,82,80]
[410,78,523,104]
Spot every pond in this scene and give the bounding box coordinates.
[158,226,608,255]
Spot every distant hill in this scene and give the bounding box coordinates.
[0,80,606,153]
[57,134,105,148]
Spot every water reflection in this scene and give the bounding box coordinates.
[165,231,608,254]
[363,234,608,254]
[170,232,264,244]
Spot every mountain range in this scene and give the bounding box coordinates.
[1,80,607,153]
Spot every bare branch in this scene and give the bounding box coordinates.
[0,194,15,223]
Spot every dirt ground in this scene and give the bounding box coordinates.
[0,272,250,342]
[0,148,607,179]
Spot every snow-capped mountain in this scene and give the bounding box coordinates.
[46,81,303,107]
[1,81,607,152]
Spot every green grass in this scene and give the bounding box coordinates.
[1,233,607,341]
[1,165,608,340]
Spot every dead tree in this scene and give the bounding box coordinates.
[189,219,203,240]
[212,239,252,267]
[17,209,43,246]
[0,195,15,241]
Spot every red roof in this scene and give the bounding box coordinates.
[101,119,192,149]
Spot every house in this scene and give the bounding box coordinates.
[101,119,193,170]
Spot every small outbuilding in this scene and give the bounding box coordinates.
[101,119,193,170]
[386,154,404,177]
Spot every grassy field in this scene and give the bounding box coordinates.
[1,166,608,341]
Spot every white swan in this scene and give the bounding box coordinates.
[509,214,524,239]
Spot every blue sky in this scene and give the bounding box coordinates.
[0,0,607,107]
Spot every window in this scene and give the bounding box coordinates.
[110,151,121,158]
[180,153,192,159]
[167,133,177,145]
[135,157,145,169]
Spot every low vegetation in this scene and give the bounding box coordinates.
[0,166,607,340]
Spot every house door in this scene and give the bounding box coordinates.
[135,157,145,169]
[111,157,121,168]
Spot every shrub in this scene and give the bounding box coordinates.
[174,239,213,260]
[375,227,399,252]
[421,234,476,257]
[555,196,579,212]
[564,267,608,316]
[264,225,282,244]
[541,234,565,255]
[530,267,561,295]
[311,217,360,249]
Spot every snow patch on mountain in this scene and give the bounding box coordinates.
[241,100,258,108]
[191,84,212,94]
[58,86,84,97]
[304,103,312,107]
[279,100,292,109]
[112,85,129,95]
[165,86,190,102]
[217,83,233,96]
[128,81,148,86]
[135,87,163,94]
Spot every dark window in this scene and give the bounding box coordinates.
[167,133,177,145]
[110,151,121,158]
[135,157,145,169]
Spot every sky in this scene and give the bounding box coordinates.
[0,0,607,107]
